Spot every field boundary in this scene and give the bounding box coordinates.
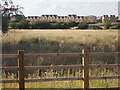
[1,50,120,90]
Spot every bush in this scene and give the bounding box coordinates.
[10,22,18,29]
[104,22,111,29]
[66,21,79,27]
[17,21,30,29]
[31,21,51,29]
[10,21,30,29]
[15,15,24,22]
[51,22,68,29]
[111,23,120,29]
[77,22,88,29]
[88,25,103,30]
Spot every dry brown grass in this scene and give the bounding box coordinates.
[3,29,118,44]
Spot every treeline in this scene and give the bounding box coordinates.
[10,21,79,29]
[10,20,120,30]
[10,20,103,30]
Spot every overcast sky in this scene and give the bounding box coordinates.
[12,0,119,16]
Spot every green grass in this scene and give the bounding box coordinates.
[2,79,118,89]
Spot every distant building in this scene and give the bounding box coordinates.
[26,14,97,23]
[85,15,97,23]
[97,16,102,22]
[10,15,16,22]
[10,15,25,22]
[102,15,117,23]
[102,15,109,23]
[109,15,117,22]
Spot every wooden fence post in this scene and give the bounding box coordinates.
[18,50,25,90]
[82,49,89,89]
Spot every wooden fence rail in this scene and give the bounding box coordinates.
[1,50,120,90]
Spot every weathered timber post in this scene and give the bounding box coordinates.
[18,50,25,90]
[82,49,89,89]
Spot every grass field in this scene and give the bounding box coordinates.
[3,29,118,64]
[2,29,119,89]
[4,29,118,44]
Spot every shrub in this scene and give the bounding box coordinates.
[10,21,80,29]
[15,15,25,22]
[77,22,88,29]
[10,22,18,29]
[51,22,68,29]
[31,21,51,29]
[88,25,103,30]
[104,22,111,29]
[10,21,30,29]
[30,38,39,44]
[17,21,30,29]
[111,23,120,29]
[66,21,79,27]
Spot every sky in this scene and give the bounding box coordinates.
[12,0,120,16]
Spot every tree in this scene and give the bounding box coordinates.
[15,15,25,22]
[2,16,9,33]
[0,0,23,33]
